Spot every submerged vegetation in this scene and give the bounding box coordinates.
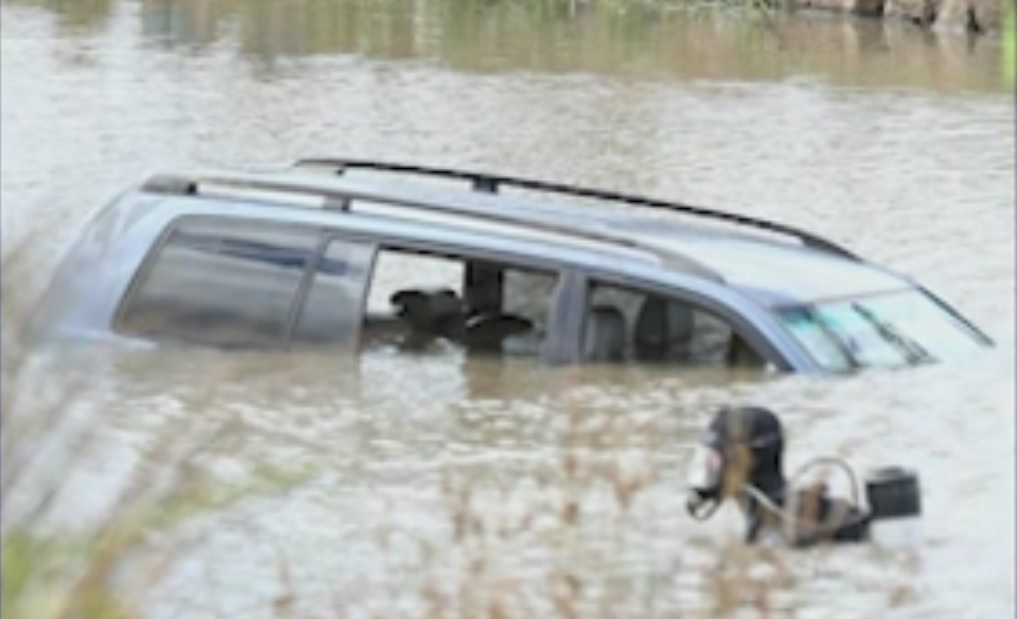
[1,243,316,618]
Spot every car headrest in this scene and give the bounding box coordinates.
[584,305,627,362]
[634,296,693,361]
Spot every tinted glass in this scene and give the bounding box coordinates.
[118,218,318,348]
[292,239,374,346]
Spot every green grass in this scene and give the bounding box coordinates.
[1005,3,1015,84]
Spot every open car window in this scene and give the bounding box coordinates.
[360,247,560,357]
[777,289,987,372]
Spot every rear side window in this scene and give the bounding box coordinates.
[117,218,320,348]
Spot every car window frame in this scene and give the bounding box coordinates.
[310,229,577,363]
[112,214,795,368]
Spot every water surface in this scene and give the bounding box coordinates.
[2,1,1013,617]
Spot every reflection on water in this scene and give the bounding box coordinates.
[4,0,115,30]
[4,0,1009,90]
[2,0,1014,617]
[9,347,1012,617]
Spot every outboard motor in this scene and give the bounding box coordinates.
[685,406,921,548]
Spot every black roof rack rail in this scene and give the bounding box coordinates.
[295,158,859,260]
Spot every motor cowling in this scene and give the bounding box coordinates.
[865,466,921,547]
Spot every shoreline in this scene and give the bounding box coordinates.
[779,0,1008,34]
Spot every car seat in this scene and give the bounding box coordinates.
[634,296,694,362]
[390,288,465,340]
[583,305,627,363]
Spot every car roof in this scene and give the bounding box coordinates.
[137,160,909,307]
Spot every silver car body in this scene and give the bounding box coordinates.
[28,160,992,372]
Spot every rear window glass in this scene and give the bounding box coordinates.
[117,218,319,348]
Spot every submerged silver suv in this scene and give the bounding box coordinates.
[28,159,992,373]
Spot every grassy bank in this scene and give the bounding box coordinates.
[1005,3,1015,83]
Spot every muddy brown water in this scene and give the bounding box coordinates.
[2,1,1014,618]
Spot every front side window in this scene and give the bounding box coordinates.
[117,218,319,348]
[360,247,560,357]
[777,289,987,372]
[583,281,767,369]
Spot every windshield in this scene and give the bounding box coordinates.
[777,290,988,372]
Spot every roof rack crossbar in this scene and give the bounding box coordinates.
[295,158,858,260]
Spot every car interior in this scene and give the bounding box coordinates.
[582,283,766,369]
[359,249,554,356]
